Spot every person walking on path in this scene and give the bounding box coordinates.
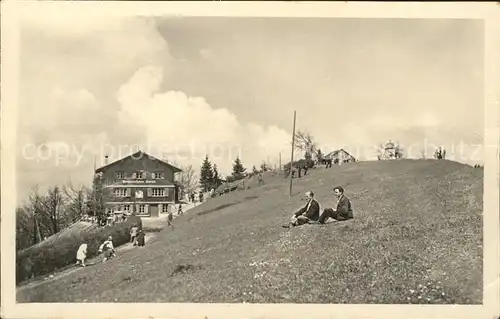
[75,243,87,267]
[137,229,146,247]
[167,210,175,230]
[130,225,139,246]
[258,172,265,185]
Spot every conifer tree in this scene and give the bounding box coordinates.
[199,155,214,192]
[232,157,247,180]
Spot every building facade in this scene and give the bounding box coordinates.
[95,150,182,217]
[325,149,356,165]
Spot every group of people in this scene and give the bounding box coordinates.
[188,192,205,204]
[75,236,116,267]
[129,225,146,247]
[75,225,147,267]
[283,186,353,228]
[289,164,309,179]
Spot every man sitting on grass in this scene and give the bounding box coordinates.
[318,186,353,224]
[283,191,320,228]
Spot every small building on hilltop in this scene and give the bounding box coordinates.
[94,150,182,217]
[325,149,356,165]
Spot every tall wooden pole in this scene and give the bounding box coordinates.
[279,152,282,171]
[289,110,297,198]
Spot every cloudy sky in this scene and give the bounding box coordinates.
[17,16,484,202]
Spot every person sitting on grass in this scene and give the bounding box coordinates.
[75,243,87,267]
[98,236,116,263]
[318,186,353,224]
[282,191,320,228]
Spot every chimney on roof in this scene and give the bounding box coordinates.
[104,155,109,165]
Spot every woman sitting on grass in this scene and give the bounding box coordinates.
[75,243,87,267]
[98,236,116,262]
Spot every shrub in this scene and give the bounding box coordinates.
[16,216,142,284]
[283,159,315,172]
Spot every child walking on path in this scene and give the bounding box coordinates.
[75,243,87,267]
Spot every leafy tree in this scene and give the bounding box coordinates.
[63,182,89,224]
[293,130,317,157]
[394,142,405,159]
[304,151,312,161]
[199,155,214,192]
[171,162,198,196]
[232,157,247,180]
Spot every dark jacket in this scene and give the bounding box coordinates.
[294,198,320,221]
[336,195,353,219]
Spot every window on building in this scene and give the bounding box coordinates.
[138,205,145,214]
[152,172,164,179]
[151,188,165,197]
[136,171,144,179]
[116,171,125,179]
[162,204,169,213]
[113,188,127,197]
[123,204,130,212]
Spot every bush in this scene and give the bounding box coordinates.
[16,216,142,285]
[283,158,315,172]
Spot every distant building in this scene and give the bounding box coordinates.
[325,149,356,165]
[95,150,182,217]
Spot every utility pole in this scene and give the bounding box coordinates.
[289,110,296,198]
[279,152,282,171]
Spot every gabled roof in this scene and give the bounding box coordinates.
[95,150,182,173]
[325,148,355,160]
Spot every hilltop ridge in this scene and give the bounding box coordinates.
[18,159,483,304]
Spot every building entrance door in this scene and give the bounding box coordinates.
[150,204,159,217]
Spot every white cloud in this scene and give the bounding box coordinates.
[115,65,292,173]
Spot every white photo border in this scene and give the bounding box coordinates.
[1,1,499,319]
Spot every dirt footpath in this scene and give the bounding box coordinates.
[16,201,199,293]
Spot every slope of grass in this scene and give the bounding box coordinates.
[17,160,483,304]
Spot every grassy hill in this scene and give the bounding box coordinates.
[17,159,483,304]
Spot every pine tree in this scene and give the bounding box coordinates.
[232,157,247,180]
[212,164,221,189]
[199,155,214,192]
